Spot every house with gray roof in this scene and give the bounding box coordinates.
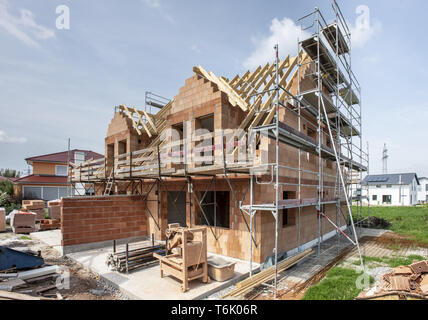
[361,173,419,206]
[417,177,428,204]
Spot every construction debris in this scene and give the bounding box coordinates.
[223,248,313,299]
[0,246,44,271]
[0,231,124,300]
[17,266,60,281]
[0,290,53,300]
[0,273,18,279]
[0,263,60,299]
[410,261,428,274]
[357,260,428,300]
[0,278,26,291]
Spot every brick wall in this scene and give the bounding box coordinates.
[61,195,147,247]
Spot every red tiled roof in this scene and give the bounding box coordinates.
[25,149,103,164]
[13,175,68,185]
[0,176,13,182]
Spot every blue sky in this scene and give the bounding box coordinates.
[0,0,427,177]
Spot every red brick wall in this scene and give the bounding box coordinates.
[61,195,147,247]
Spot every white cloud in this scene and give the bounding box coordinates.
[243,17,308,70]
[190,44,201,54]
[0,130,27,144]
[141,0,174,24]
[349,21,381,49]
[0,0,55,48]
[348,5,382,49]
[142,0,161,8]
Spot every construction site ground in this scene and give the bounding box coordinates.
[0,229,125,300]
[3,226,427,300]
[208,228,428,300]
[28,229,260,300]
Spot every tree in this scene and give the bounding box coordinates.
[0,168,21,178]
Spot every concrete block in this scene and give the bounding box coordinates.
[10,211,36,229]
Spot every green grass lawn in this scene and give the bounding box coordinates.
[302,206,427,300]
[353,205,428,245]
[302,267,374,300]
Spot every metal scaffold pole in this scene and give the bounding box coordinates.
[334,1,341,252]
[315,8,323,258]
[249,173,254,277]
[273,43,280,298]
[297,38,302,252]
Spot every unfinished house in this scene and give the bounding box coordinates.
[65,3,367,292]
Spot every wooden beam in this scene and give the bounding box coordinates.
[122,105,142,136]
[133,107,152,138]
[260,54,302,127]
[142,110,157,134]
[193,65,248,111]
[222,249,313,298]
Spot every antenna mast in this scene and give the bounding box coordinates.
[382,143,388,174]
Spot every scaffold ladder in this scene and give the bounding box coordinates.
[104,170,114,196]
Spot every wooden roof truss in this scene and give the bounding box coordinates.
[71,53,311,180]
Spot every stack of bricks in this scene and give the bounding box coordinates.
[0,208,6,232]
[48,199,61,220]
[10,211,36,234]
[22,200,46,221]
[40,219,61,231]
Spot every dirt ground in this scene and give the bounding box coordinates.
[0,228,125,300]
[375,231,428,249]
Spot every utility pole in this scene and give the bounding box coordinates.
[382,143,388,174]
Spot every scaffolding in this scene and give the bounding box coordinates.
[68,0,369,298]
[352,142,371,230]
[237,1,368,297]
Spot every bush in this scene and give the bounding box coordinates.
[4,202,21,214]
[0,191,21,214]
[0,192,10,206]
[0,180,13,196]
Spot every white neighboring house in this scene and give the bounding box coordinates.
[417,177,428,204]
[361,173,419,206]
